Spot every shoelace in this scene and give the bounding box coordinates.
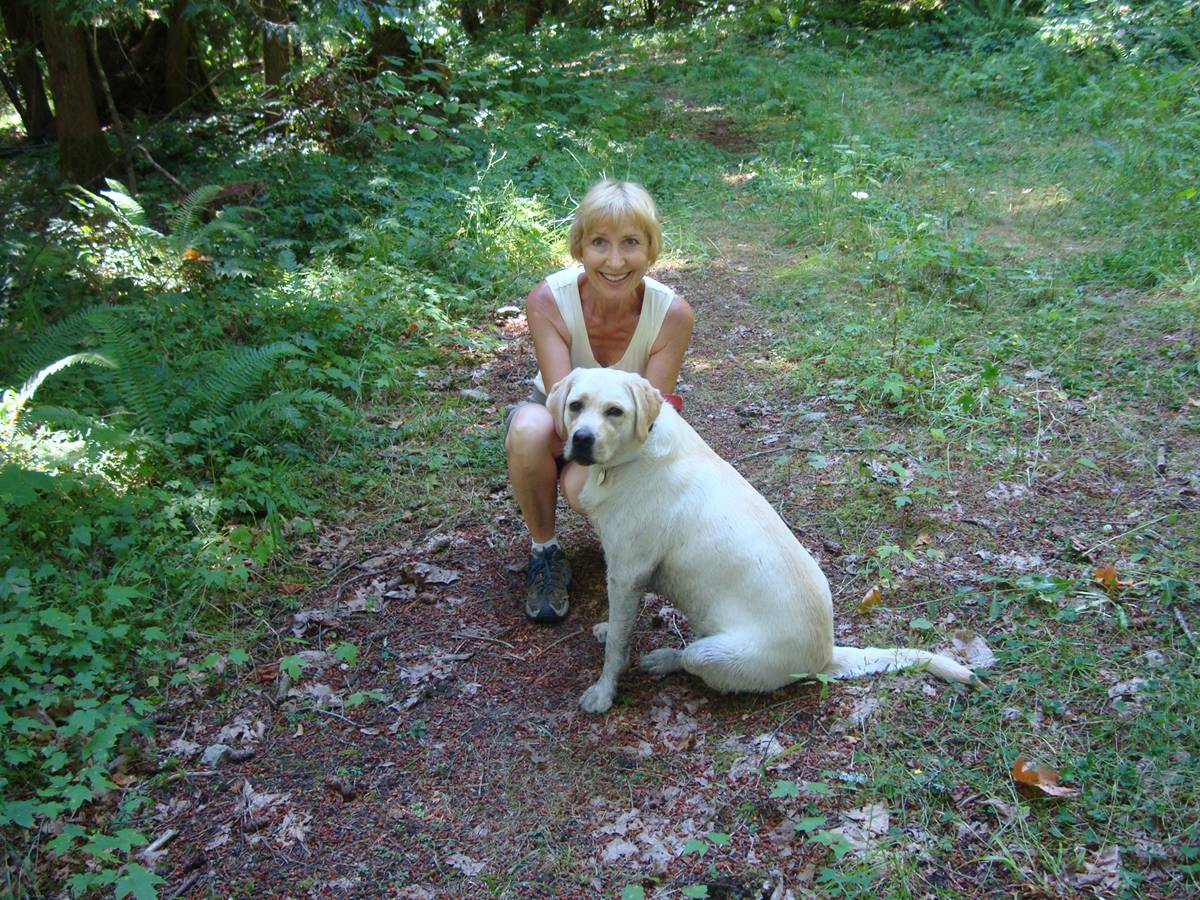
[528,550,563,589]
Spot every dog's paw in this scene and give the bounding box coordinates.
[592,622,609,644]
[639,647,683,676]
[579,682,614,713]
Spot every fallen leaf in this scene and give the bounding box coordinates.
[1070,845,1121,892]
[410,562,461,585]
[275,811,312,848]
[1094,563,1119,594]
[601,838,639,863]
[843,803,889,835]
[1011,756,1078,798]
[444,852,485,877]
[913,532,933,547]
[856,585,884,615]
[278,581,305,595]
[292,608,339,636]
[951,630,996,669]
[217,713,265,744]
[1107,678,1147,700]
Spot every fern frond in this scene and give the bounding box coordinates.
[195,342,302,418]
[5,353,115,427]
[90,313,170,432]
[17,307,170,433]
[198,219,258,247]
[224,389,347,438]
[19,308,122,375]
[100,179,151,229]
[171,185,223,245]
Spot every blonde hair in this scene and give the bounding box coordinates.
[568,179,663,265]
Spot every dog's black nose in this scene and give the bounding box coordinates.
[571,429,595,462]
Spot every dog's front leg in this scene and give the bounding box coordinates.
[579,573,641,713]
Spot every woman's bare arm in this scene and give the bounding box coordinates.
[643,295,694,393]
[526,280,572,392]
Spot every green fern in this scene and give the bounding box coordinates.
[18,307,169,432]
[170,185,223,248]
[73,180,163,246]
[3,353,115,430]
[194,342,302,418]
[225,389,347,437]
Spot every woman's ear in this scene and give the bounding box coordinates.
[545,370,577,440]
[632,375,663,443]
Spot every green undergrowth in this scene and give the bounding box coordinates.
[0,25,729,893]
[2,4,1198,895]
[641,8,1199,896]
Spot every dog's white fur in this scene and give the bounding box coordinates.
[547,367,977,714]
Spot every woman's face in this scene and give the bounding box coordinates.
[579,218,650,303]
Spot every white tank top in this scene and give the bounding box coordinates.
[532,265,675,395]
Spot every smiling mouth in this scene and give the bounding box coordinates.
[600,272,630,284]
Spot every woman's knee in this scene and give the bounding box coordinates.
[505,404,558,458]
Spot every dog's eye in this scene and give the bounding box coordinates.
[568,401,583,413]
[605,407,623,418]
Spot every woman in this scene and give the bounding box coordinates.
[505,179,694,623]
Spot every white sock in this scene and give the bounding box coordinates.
[531,537,559,554]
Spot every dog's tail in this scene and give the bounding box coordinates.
[825,646,978,686]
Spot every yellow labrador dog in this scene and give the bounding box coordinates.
[547,367,977,714]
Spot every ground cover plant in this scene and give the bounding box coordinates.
[1,0,1197,896]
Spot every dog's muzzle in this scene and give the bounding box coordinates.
[569,428,596,465]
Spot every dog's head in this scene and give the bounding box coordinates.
[546,368,663,466]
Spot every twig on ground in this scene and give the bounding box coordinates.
[1078,513,1172,559]
[452,630,516,649]
[334,564,405,602]
[139,828,178,862]
[1174,607,1199,652]
[166,871,204,900]
[526,628,583,661]
[135,144,188,193]
[305,705,358,726]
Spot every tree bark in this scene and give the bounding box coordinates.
[0,0,55,140]
[524,0,545,33]
[40,3,112,182]
[258,0,289,89]
[163,0,192,110]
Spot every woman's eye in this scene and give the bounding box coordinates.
[605,407,623,418]
[623,238,640,246]
[592,238,606,247]
[568,401,583,413]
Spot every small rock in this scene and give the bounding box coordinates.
[459,388,490,402]
[494,305,521,320]
[200,744,232,767]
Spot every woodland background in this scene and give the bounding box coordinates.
[1,0,1198,896]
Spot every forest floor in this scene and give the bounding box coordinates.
[122,46,1199,900]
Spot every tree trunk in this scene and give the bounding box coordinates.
[258,0,289,89]
[0,0,55,140]
[524,0,545,33]
[40,4,112,182]
[163,0,192,110]
[459,1,483,37]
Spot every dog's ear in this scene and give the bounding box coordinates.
[631,376,663,443]
[545,370,577,440]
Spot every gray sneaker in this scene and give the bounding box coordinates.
[524,545,571,623]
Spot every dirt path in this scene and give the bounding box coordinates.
[137,193,897,897]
